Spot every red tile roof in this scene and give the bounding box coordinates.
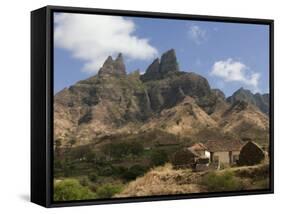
[189,143,207,151]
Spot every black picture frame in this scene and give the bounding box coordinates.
[31,5,274,208]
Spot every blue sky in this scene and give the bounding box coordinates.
[54,13,269,97]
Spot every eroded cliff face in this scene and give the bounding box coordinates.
[54,49,269,146]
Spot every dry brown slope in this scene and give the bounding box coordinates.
[115,163,207,197]
[141,96,218,136]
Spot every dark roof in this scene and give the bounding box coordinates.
[204,140,242,152]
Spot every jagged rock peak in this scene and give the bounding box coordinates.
[146,58,160,74]
[141,49,180,82]
[104,56,114,65]
[159,49,179,74]
[98,53,126,76]
[114,53,126,74]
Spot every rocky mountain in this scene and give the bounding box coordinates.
[226,87,269,115]
[54,49,269,147]
[220,100,269,144]
[141,49,179,81]
[98,53,126,76]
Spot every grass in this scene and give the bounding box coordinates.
[200,170,244,192]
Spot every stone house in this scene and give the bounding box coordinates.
[171,141,243,169]
[204,140,242,164]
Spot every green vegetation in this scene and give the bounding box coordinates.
[201,171,244,192]
[102,141,144,159]
[54,179,96,201]
[54,179,123,201]
[88,172,98,182]
[96,184,123,198]
[150,150,169,166]
[122,165,147,181]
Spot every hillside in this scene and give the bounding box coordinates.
[115,163,269,197]
[227,87,269,115]
[53,49,270,201]
[54,49,269,147]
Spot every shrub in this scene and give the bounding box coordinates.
[150,150,168,166]
[122,165,147,181]
[253,178,269,189]
[130,142,144,156]
[88,172,98,182]
[69,146,89,160]
[85,150,96,163]
[102,142,144,159]
[96,184,123,199]
[78,176,90,186]
[54,179,95,201]
[99,166,115,176]
[201,171,244,192]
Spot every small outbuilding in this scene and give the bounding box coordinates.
[171,147,199,169]
[238,141,265,166]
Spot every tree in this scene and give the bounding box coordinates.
[55,138,62,150]
[88,172,98,182]
[130,142,144,156]
[122,165,147,181]
[85,150,96,163]
[54,138,62,157]
[96,184,123,199]
[54,179,95,201]
[69,146,89,160]
[150,150,168,166]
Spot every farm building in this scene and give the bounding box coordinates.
[204,140,242,164]
[171,140,244,169]
[238,141,265,166]
[188,143,210,158]
[171,147,198,169]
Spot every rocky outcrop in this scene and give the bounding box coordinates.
[54,49,269,146]
[140,58,161,81]
[227,87,269,115]
[141,49,179,81]
[146,72,213,112]
[212,89,225,100]
[159,49,179,74]
[254,93,269,115]
[98,53,126,76]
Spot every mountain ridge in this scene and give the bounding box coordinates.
[54,49,269,147]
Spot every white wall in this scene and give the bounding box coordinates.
[214,151,230,163]
[0,0,280,213]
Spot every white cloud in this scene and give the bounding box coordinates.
[188,25,207,44]
[54,13,158,73]
[210,58,260,90]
